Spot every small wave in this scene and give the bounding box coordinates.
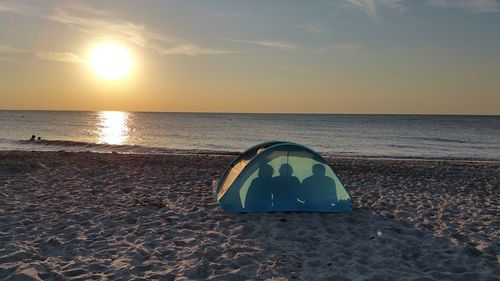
[14,139,239,155]
[18,139,138,151]
[416,137,468,144]
[19,139,99,147]
[387,144,418,149]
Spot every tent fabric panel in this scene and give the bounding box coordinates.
[219,149,285,211]
[287,151,351,209]
[216,141,287,197]
[217,159,249,201]
[240,150,287,209]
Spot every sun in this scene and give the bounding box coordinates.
[88,42,133,80]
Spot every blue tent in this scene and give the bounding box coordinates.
[215,141,352,213]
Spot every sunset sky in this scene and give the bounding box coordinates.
[0,0,499,114]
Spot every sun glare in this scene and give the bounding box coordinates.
[89,42,133,80]
[98,111,129,144]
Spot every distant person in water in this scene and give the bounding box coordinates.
[37,137,42,141]
[271,163,301,209]
[30,135,36,141]
[246,164,274,210]
[301,164,337,208]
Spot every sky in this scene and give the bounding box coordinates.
[0,0,499,114]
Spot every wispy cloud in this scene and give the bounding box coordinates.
[344,0,377,18]
[50,7,148,47]
[160,45,236,56]
[426,0,500,12]
[0,2,25,12]
[0,1,232,56]
[36,52,84,64]
[0,44,27,53]
[0,43,83,64]
[52,5,234,56]
[343,0,405,18]
[0,1,53,17]
[225,39,299,50]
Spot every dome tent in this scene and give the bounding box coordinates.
[215,141,352,213]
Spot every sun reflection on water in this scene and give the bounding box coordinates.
[98,111,129,145]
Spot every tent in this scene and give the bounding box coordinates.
[215,141,352,213]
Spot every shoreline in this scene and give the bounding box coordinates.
[1,150,498,280]
[2,148,499,163]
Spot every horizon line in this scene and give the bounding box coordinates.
[0,108,498,116]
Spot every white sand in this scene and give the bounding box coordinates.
[0,151,498,280]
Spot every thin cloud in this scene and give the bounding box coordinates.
[0,1,54,17]
[36,52,84,64]
[0,1,232,56]
[60,2,112,17]
[0,43,83,64]
[426,0,500,12]
[226,39,299,50]
[343,0,405,18]
[51,9,149,47]
[160,45,236,56]
[0,44,27,53]
[380,0,406,12]
[345,0,378,18]
[0,2,28,12]
[51,7,233,56]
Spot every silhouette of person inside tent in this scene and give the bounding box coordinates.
[301,164,337,208]
[271,163,301,209]
[246,164,274,211]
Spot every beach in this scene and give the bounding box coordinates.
[0,151,498,280]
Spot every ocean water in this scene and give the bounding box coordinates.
[0,110,499,160]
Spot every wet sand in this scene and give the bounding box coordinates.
[0,151,498,280]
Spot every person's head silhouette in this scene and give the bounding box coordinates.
[279,163,293,176]
[312,164,326,176]
[258,164,274,179]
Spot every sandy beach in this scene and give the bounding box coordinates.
[0,151,498,281]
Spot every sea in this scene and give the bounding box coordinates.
[1,110,499,161]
